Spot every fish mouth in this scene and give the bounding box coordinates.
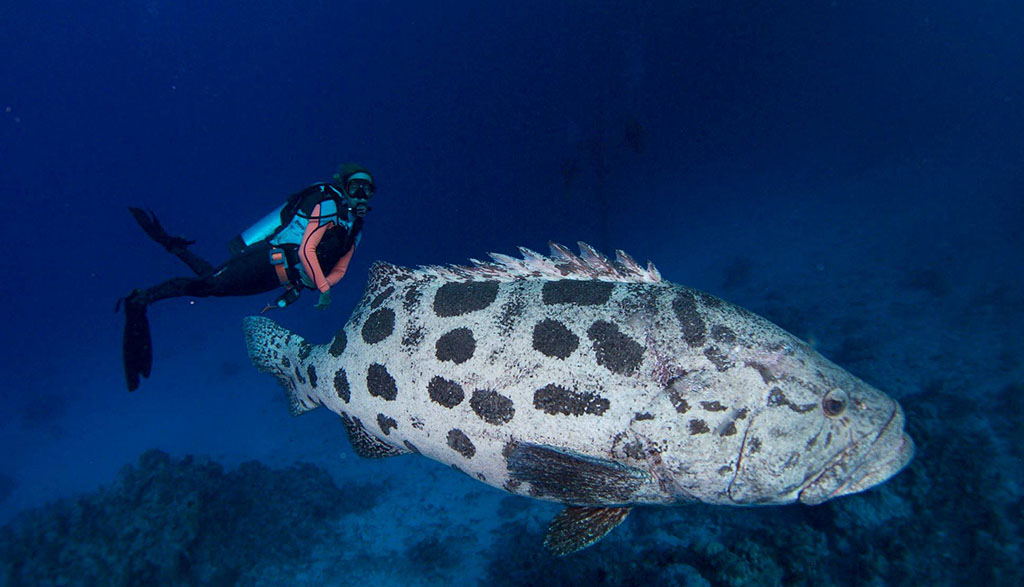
[798,404,915,505]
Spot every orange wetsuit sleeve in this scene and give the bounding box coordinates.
[299,203,334,293]
[323,247,355,289]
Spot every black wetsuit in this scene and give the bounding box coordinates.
[121,183,364,390]
[139,184,362,303]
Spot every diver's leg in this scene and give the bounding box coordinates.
[199,242,282,297]
[129,207,216,276]
[119,277,202,391]
[119,246,280,391]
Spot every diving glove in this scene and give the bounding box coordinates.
[315,290,332,310]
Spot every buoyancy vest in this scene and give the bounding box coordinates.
[228,183,347,255]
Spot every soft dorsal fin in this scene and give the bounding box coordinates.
[544,506,632,556]
[340,413,409,458]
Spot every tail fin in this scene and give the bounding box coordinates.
[243,316,321,415]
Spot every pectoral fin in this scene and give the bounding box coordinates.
[506,442,649,503]
[544,506,632,556]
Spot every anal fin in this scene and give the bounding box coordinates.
[341,413,409,458]
[544,506,632,556]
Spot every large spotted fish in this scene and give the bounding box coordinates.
[244,243,914,555]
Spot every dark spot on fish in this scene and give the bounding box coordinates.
[403,285,422,312]
[447,429,476,458]
[401,325,424,348]
[721,421,738,436]
[410,416,425,430]
[404,440,420,453]
[620,285,659,315]
[306,364,318,388]
[293,366,306,384]
[433,281,499,317]
[477,472,488,482]
[767,387,817,413]
[634,412,655,421]
[328,328,347,357]
[688,419,710,435]
[435,327,475,364]
[697,291,724,309]
[623,440,645,460]
[711,325,736,344]
[362,308,395,344]
[749,437,762,454]
[718,465,732,475]
[503,479,522,493]
[533,384,610,417]
[497,284,527,334]
[532,318,579,359]
[666,387,690,414]
[824,432,832,447]
[334,369,350,402]
[367,363,398,401]
[281,356,291,368]
[704,346,732,371]
[297,341,313,362]
[451,464,466,475]
[371,286,395,309]
[806,432,820,450]
[735,408,749,419]
[673,290,706,346]
[791,402,817,414]
[587,320,644,375]
[470,389,516,425]
[701,400,727,412]
[542,280,614,306]
[377,413,397,435]
[428,376,465,408]
[746,361,776,384]
[767,387,788,407]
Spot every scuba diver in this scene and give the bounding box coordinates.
[117,163,376,391]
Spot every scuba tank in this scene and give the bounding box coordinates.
[228,203,287,256]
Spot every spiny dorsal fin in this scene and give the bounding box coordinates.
[416,242,662,283]
[544,506,632,556]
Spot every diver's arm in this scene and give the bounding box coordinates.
[322,246,355,287]
[298,204,333,292]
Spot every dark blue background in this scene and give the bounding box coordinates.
[1,1,1022,571]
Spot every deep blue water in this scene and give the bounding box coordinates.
[1,1,1022,584]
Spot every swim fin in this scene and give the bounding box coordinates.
[128,207,214,276]
[129,207,193,250]
[121,291,152,391]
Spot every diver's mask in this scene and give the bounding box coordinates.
[345,174,374,217]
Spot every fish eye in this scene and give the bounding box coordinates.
[822,388,848,417]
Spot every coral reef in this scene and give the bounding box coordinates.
[0,450,351,585]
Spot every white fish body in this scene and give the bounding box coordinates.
[244,243,914,554]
